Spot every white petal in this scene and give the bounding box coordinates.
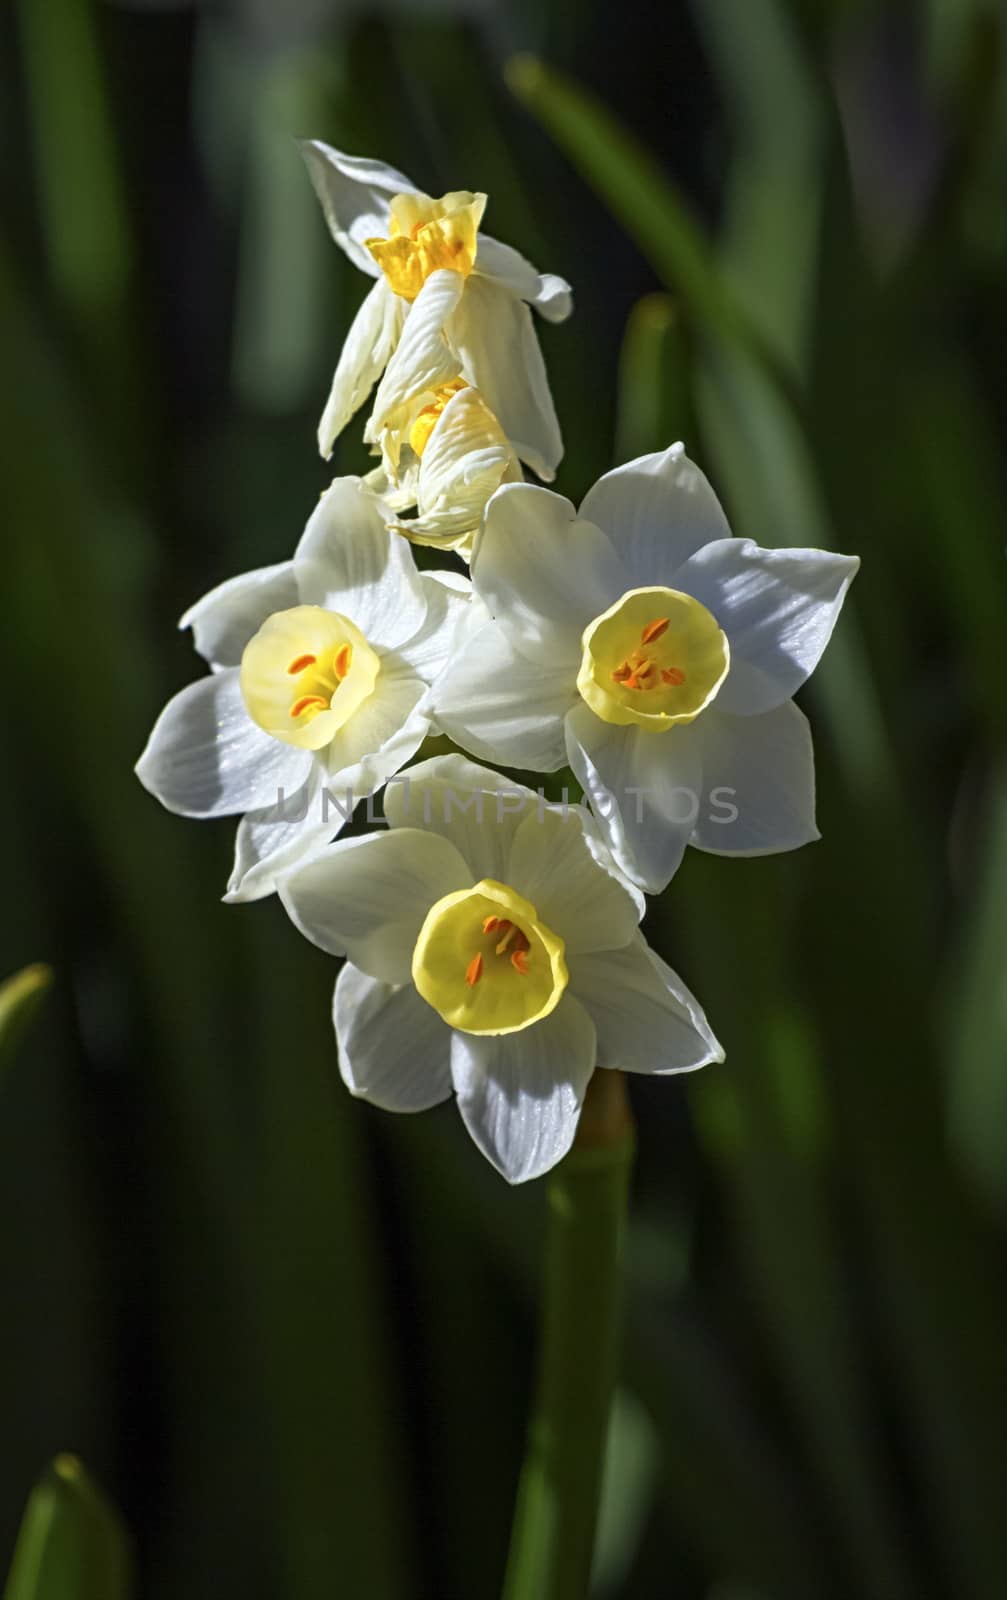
[228,666,434,902]
[431,619,573,771]
[383,753,541,882]
[363,458,417,513]
[180,562,297,670]
[324,659,430,799]
[280,827,473,983]
[395,568,472,681]
[317,278,405,458]
[136,669,310,819]
[300,140,415,276]
[334,964,453,1112]
[672,539,860,714]
[570,935,723,1074]
[564,702,702,893]
[370,269,465,435]
[690,700,819,856]
[505,805,645,954]
[472,483,626,665]
[578,443,733,588]
[449,275,563,480]
[474,234,573,322]
[226,761,334,903]
[294,476,428,649]
[451,996,596,1183]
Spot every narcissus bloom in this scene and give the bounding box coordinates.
[369,378,522,558]
[300,140,571,482]
[433,444,859,892]
[280,756,722,1183]
[136,479,468,901]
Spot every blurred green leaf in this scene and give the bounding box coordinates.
[947,763,1007,1207]
[0,965,52,1086]
[15,0,132,321]
[229,50,336,413]
[692,0,824,373]
[589,1389,658,1596]
[505,53,787,382]
[680,865,914,1600]
[614,293,691,464]
[3,1456,130,1600]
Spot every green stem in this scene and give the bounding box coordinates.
[503,1072,636,1600]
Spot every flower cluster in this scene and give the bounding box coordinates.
[137,141,859,1182]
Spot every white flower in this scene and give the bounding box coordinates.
[300,140,572,482]
[279,754,722,1184]
[432,443,859,893]
[368,379,523,559]
[136,478,469,902]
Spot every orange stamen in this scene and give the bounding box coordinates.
[287,653,317,675]
[662,667,686,686]
[611,663,633,683]
[290,694,328,719]
[511,948,529,976]
[334,643,352,679]
[623,674,641,690]
[482,915,500,934]
[465,952,483,987]
[641,617,670,645]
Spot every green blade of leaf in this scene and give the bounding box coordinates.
[0,964,52,1086]
[3,1456,131,1600]
[505,53,793,386]
[614,293,691,465]
[691,0,824,374]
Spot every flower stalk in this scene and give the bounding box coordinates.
[503,1071,636,1600]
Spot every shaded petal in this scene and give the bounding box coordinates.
[673,539,860,714]
[334,964,453,1112]
[317,278,405,458]
[370,269,465,434]
[564,702,702,893]
[451,995,596,1183]
[136,669,310,819]
[472,484,626,665]
[383,753,541,882]
[396,568,472,681]
[295,476,428,650]
[506,805,645,954]
[363,459,416,513]
[578,443,732,589]
[474,233,573,322]
[449,275,563,480]
[300,140,414,276]
[432,619,572,771]
[226,761,332,903]
[570,935,723,1074]
[690,700,818,856]
[227,669,434,904]
[280,827,473,983]
[324,659,431,802]
[180,562,297,670]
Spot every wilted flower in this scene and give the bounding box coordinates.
[433,443,859,892]
[369,378,523,558]
[279,755,722,1183]
[136,479,468,901]
[301,141,571,482]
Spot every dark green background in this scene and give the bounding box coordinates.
[2,0,1006,1595]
